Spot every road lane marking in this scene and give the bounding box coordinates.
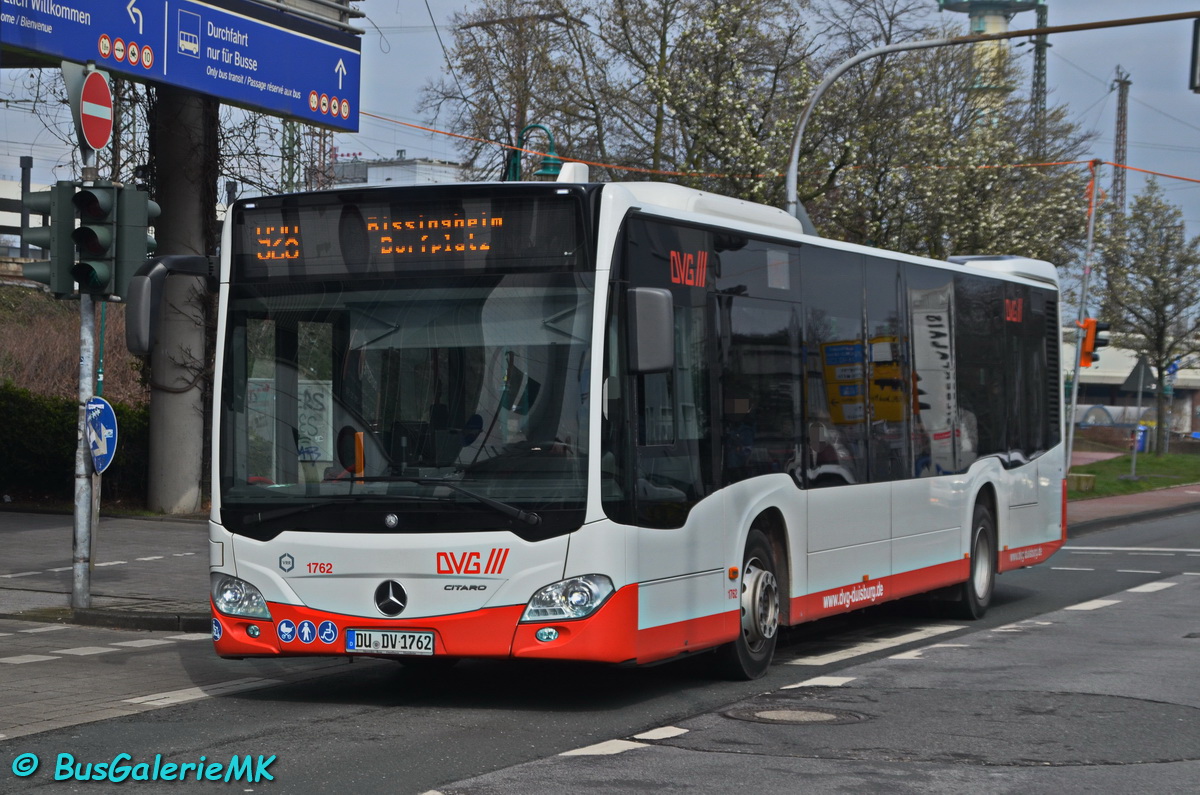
[1052,567,1094,571]
[782,676,856,689]
[787,625,960,666]
[136,556,164,561]
[890,643,969,660]
[1067,546,1200,553]
[0,655,60,664]
[0,572,40,578]
[634,726,689,740]
[54,647,117,656]
[1117,570,1161,574]
[19,625,67,633]
[561,740,645,756]
[1126,581,1177,593]
[1065,599,1121,611]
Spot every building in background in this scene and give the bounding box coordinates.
[1065,341,1200,439]
[331,150,464,188]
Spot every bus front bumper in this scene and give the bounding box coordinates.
[210,584,641,664]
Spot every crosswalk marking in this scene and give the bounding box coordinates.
[0,654,59,664]
[54,646,117,656]
[124,677,281,706]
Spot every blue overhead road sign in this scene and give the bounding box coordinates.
[0,0,361,131]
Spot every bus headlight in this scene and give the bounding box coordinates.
[211,573,272,619]
[521,574,614,622]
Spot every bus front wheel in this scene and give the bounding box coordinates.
[714,528,780,680]
[953,502,996,620]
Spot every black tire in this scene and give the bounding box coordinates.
[714,528,780,680]
[952,502,996,620]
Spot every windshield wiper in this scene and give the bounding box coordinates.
[240,494,393,526]
[353,476,541,527]
[242,499,339,527]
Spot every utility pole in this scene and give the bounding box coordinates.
[1112,66,1131,214]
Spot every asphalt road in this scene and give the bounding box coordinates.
[1,511,1198,793]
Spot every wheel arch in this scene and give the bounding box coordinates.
[970,481,999,572]
[748,506,791,626]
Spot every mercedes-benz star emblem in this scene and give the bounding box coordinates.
[384,513,399,529]
[374,580,408,617]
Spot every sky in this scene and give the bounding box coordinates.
[3,0,1200,232]
[342,0,1200,232]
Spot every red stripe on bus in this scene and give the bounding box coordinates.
[998,538,1064,573]
[791,559,968,622]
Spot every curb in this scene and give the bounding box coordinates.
[1067,502,1200,537]
[71,608,211,633]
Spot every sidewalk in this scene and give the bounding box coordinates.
[1,482,1199,631]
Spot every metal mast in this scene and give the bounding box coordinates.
[1112,66,1131,214]
[1032,3,1049,156]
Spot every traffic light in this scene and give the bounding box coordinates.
[71,181,119,295]
[1079,318,1111,368]
[114,187,161,300]
[19,181,77,297]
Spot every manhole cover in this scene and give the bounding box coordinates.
[724,707,867,725]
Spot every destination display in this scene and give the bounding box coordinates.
[233,189,586,280]
[0,0,361,130]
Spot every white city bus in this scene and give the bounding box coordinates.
[205,170,1065,678]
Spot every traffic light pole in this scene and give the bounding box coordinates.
[70,169,107,612]
[73,293,96,610]
[1065,161,1102,469]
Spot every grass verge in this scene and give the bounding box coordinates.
[1068,453,1200,500]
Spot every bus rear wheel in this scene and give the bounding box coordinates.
[952,502,996,620]
[714,529,780,680]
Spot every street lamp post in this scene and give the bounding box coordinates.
[506,123,562,181]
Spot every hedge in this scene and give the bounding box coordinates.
[0,381,149,506]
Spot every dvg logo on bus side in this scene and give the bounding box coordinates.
[374,580,408,616]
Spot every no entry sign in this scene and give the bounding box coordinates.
[78,70,114,152]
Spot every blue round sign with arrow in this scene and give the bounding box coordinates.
[85,396,119,474]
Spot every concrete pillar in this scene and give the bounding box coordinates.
[147,88,214,514]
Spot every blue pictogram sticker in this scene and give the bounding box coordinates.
[211,618,223,641]
[317,621,338,645]
[277,619,297,643]
[298,620,317,644]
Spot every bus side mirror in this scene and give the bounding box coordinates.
[125,255,216,355]
[627,287,674,373]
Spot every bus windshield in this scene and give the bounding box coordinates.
[219,272,594,537]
